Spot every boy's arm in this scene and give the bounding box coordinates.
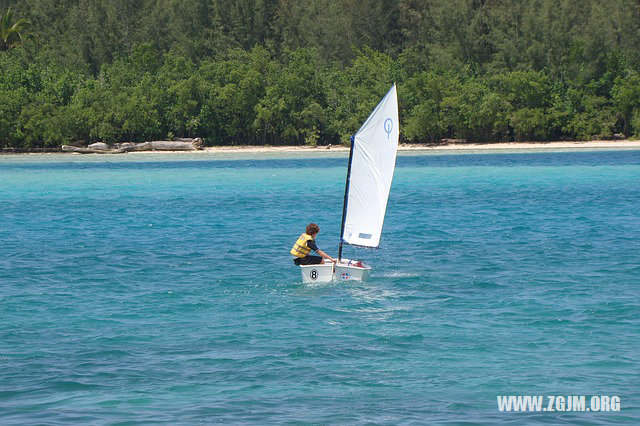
[316,249,336,263]
[307,240,335,263]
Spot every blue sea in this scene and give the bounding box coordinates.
[1,149,639,424]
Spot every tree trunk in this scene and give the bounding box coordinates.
[62,138,204,154]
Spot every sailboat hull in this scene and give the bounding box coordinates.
[335,260,371,282]
[298,260,371,282]
[299,263,334,283]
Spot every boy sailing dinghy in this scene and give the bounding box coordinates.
[299,84,399,283]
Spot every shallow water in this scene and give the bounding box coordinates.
[1,150,639,423]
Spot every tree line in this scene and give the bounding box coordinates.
[1,0,640,148]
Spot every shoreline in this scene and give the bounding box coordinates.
[2,140,640,156]
[198,140,640,153]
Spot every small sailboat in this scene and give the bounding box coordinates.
[300,84,399,283]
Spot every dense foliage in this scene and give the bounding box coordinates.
[2,0,640,148]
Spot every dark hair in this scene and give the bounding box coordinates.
[306,223,320,235]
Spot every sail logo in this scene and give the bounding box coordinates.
[384,118,393,139]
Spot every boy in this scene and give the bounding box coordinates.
[290,223,336,265]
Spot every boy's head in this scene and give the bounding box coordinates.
[306,223,320,237]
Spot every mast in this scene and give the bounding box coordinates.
[338,135,355,262]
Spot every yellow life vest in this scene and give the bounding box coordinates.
[290,233,313,258]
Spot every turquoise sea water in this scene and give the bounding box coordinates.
[1,149,639,423]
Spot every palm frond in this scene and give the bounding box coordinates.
[0,8,34,51]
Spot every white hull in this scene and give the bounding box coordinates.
[299,262,334,283]
[298,259,371,282]
[335,259,371,282]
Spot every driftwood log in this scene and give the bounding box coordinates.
[62,138,203,154]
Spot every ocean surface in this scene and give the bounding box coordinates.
[1,149,639,424]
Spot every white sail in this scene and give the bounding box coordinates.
[341,84,399,248]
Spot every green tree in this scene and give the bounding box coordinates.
[0,8,33,51]
[443,78,511,142]
[198,46,271,144]
[489,70,553,141]
[564,89,616,140]
[403,71,462,142]
[3,0,640,148]
[612,71,640,136]
[253,48,328,145]
[325,47,397,143]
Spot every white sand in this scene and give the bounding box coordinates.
[3,140,639,158]
[198,140,640,153]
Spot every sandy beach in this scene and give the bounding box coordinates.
[198,140,640,153]
[2,139,640,156]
